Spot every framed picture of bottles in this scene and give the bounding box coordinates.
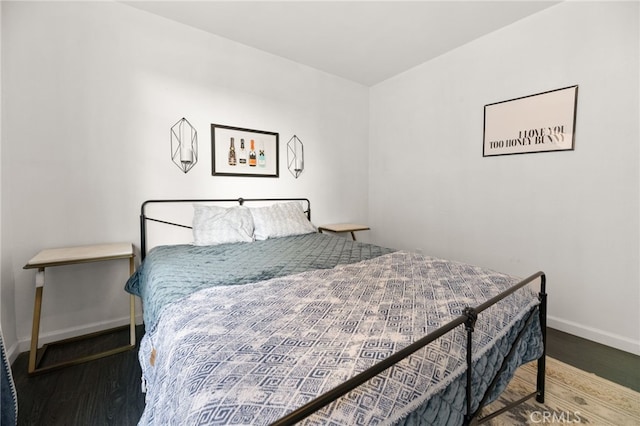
[211,124,279,177]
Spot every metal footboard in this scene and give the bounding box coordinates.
[272,272,547,426]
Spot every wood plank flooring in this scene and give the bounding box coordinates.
[545,328,640,392]
[11,326,145,426]
[11,327,639,425]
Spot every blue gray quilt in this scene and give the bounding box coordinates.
[136,250,543,425]
[126,233,394,331]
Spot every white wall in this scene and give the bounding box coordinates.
[0,0,3,324]
[370,2,639,354]
[0,2,18,357]
[1,1,370,355]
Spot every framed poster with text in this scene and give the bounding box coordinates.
[483,85,578,157]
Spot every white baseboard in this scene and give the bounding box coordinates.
[10,314,636,363]
[548,315,640,356]
[16,314,144,356]
[6,339,21,365]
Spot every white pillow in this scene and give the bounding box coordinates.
[192,205,254,245]
[250,202,316,240]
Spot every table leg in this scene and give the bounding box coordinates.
[129,256,136,346]
[28,269,45,374]
[350,231,357,241]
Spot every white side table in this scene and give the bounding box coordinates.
[318,223,370,241]
[23,242,136,375]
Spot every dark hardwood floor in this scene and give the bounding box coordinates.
[11,326,145,426]
[545,328,640,392]
[11,326,639,425]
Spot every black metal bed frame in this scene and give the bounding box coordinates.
[137,197,547,426]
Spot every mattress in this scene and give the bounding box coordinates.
[129,241,543,425]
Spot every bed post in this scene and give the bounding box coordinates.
[140,213,147,261]
[463,306,478,426]
[536,273,547,403]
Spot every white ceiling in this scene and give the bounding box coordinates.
[124,1,559,86]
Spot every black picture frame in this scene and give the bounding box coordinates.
[211,124,279,177]
[483,85,578,157]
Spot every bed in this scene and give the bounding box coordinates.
[126,198,547,425]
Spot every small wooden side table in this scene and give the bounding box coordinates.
[318,223,370,241]
[23,242,136,375]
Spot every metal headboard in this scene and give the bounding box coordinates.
[139,197,311,259]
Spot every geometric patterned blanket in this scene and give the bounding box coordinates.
[138,251,542,425]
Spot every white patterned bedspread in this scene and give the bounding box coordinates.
[138,251,541,425]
